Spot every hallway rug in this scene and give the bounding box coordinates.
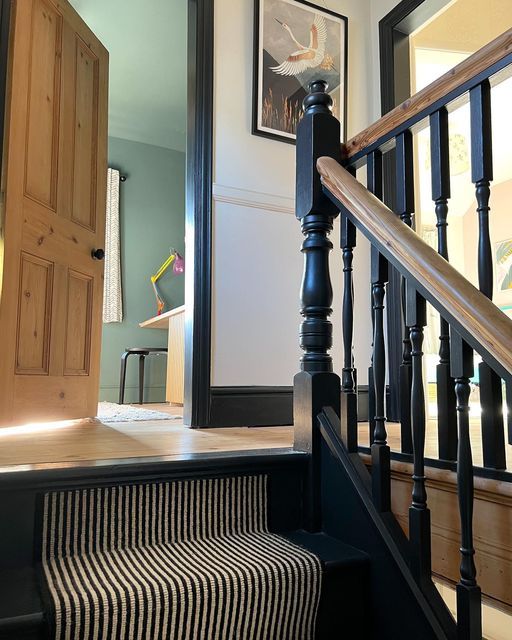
[97,402,182,423]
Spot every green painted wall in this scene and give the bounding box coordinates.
[100,136,186,403]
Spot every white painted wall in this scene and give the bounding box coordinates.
[211,0,377,387]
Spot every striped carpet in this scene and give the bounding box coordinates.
[41,475,322,640]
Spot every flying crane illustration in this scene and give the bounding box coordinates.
[270,13,334,77]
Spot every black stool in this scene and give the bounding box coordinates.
[119,347,168,404]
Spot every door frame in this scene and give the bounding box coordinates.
[379,0,453,421]
[184,0,214,427]
[185,0,294,428]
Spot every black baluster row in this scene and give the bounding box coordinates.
[394,110,486,637]
[396,131,414,455]
[470,80,506,470]
[430,107,458,462]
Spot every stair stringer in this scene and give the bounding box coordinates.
[318,412,457,640]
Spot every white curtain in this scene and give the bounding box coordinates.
[103,168,123,323]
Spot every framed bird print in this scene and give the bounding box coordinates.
[253,0,348,144]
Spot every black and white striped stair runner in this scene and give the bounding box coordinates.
[41,475,322,640]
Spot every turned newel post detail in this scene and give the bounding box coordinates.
[294,80,342,530]
[299,213,335,373]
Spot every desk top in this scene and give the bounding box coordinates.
[139,305,185,329]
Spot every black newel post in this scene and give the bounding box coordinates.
[294,80,342,531]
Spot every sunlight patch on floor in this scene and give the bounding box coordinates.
[0,419,84,437]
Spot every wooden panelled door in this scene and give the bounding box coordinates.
[0,0,108,426]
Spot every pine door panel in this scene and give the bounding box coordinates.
[0,0,108,426]
[71,37,99,231]
[64,270,93,376]
[15,253,53,375]
[24,0,61,209]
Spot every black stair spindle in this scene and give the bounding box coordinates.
[470,80,506,470]
[450,330,482,640]
[430,108,458,462]
[396,131,414,455]
[371,251,390,512]
[368,275,376,447]
[294,80,342,530]
[406,283,431,586]
[341,212,358,452]
[367,150,383,446]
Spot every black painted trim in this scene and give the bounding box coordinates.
[185,0,214,426]
[204,385,378,428]
[209,387,294,427]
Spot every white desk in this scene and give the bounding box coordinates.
[140,305,185,404]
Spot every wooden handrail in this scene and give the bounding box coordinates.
[317,156,512,378]
[344,27,512,159]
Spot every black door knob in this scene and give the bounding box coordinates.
[91,248,105,260]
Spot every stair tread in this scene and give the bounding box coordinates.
[282,531,369,570]
[0,538,366,639]
[0,567,43,625]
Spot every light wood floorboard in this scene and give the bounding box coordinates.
[0,403,294,468]
[359,420,512,470]
[0,403,509,471]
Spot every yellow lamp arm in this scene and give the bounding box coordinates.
[151,253,176,284]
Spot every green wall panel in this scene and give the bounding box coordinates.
[100,136,185,403]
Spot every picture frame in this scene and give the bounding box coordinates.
[252,0,348,144]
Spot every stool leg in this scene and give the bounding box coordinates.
[119,352,129,404]
[139,355,145,404]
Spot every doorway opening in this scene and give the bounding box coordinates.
[67,1,188,417]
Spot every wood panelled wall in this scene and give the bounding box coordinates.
[363,456,512,613]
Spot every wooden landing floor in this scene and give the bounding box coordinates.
[0,404,294,470]
[359,419,512,471]
[0,403,509,471]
